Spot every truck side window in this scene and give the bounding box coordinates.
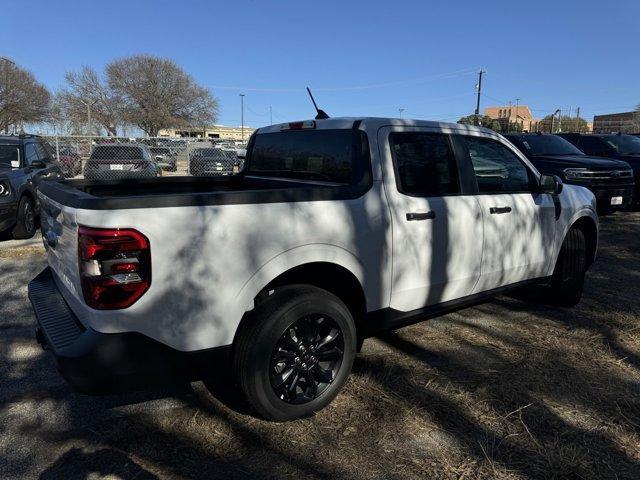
[25,143,39,164]
[464,137,532,193]
[389,132,460,197]
[35,143,52,163]
[578,136,611,156]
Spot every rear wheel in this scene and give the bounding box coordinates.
[548,227,587,307]
[233,285,356,421]
[11,196,37,239]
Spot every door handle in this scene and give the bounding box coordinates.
[489,206,512,214]
[406,211,436,221]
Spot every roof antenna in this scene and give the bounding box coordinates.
[306,87,330,119]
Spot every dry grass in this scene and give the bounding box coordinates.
[5,213,640,479]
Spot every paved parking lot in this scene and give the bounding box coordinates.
[1,215,640,480]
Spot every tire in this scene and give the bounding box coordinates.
[11,196,37,240]
[233,285,357,421]
[549,227,587,307]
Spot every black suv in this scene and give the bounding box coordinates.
[505,133,634,214]
[558,133,640,207]
[0,135,64,239]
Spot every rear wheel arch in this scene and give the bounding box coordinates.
[251,262,367,334]
[232,261,368,353]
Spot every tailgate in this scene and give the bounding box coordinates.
[38,191,83,302]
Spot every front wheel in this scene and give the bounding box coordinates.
[548,227,587,307]
[11,196,37,239]
[233,285,357,421]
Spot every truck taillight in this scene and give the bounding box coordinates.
[78,226,151,309]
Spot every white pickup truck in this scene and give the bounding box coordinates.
[30,117,598,420]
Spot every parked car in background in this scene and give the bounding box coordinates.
[149,147,177,172]
[32,117,598,420]
[189,147,237,176]
[57,146,83,177]
[0,134,64,239]
[84,144,161,181]
[506,133,634,214]
[558,133,640,207]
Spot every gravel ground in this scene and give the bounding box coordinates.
[1,214,639,480]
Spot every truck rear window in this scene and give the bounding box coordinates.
[91,146,144,160]
[248,130,362,183]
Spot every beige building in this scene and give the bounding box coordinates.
[593,111,639,134]
[484,105,538,132]
[158,125,256,141]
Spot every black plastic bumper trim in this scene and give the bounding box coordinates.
[29,267,231,394]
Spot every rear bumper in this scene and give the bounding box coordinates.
[29,267,230,394]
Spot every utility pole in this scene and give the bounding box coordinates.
[1,57,16,133]
[474,69,485,125]
[575,107,580,133]
[239,93,245,141]
[514,98,520,132]
[269,105,273,126]
[398,108,405,118]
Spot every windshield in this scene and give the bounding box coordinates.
[0,145,20,168]
[601,135,640,155]
[509,135,583,156]
[248,129,360,183]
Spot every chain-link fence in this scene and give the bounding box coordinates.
[41,135,247,180]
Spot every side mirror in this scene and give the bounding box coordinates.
[30,160,46,169]
[540,174,563,195]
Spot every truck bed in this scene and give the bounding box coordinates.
[39,175,370,210]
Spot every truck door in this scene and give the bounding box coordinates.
[378,127,483,312]
[456,134,557,292]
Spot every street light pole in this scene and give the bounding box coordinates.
[78,98,97,136]
[240,94,245,141]
[551,109,561,133]
[398,108,405,118]
[514,98,520,132]
[269,105,273,126]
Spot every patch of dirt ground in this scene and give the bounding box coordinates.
[1,213,639,479]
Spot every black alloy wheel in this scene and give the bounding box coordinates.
[270,314,344,404]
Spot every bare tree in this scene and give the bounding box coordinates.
[106,55,218,136]
[0,60,51,133]
[57,66,122,136]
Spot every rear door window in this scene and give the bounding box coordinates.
[389,132,460,196]
[248,129,366,183]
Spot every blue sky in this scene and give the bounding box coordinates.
[1,0,639,129]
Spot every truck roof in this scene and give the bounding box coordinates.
[257,117,496,136]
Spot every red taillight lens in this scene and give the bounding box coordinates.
[78,226,151,309]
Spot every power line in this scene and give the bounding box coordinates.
[208,67,480,93]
